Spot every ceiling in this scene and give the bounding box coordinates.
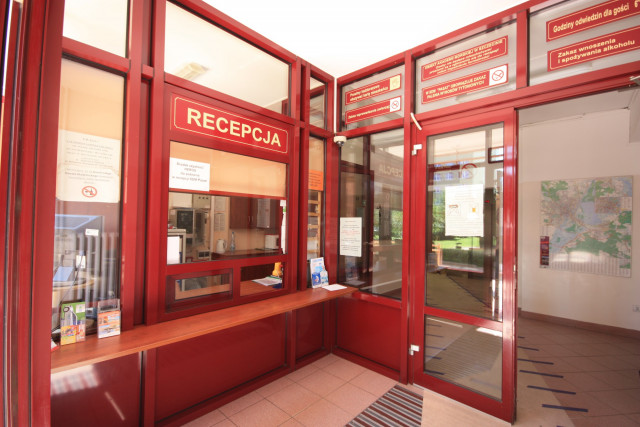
[206,0,524,78]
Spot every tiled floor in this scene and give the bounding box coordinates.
[185,317,639,427]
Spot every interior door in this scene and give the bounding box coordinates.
[410,109,517,422]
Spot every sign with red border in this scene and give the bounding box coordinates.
[547,0,640,41]
[421,37,508,81]
[171,95,288,154]
[421,65,508,104]
[345,75,402,105]
[548,26,640,71]
[345,96,402,124]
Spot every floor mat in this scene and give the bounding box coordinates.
[347,385,423,427]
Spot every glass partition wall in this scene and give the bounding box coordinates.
[52,59,125,338]
[338,128,404,299]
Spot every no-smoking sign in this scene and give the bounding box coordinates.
[489,65,508,86]
[389,96,402,113]
[82,186,98,198]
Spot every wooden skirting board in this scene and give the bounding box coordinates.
[519,309,640,339]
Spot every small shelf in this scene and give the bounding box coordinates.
[51,286,356,373]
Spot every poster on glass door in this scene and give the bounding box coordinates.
[56,130,121,203]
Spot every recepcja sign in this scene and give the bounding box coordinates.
[171,95,288,154]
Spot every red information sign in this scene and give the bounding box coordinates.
[345,74,402,105]
[548,26,640,71]
[421,65,508,104]
[171,95,288,154]
[547,0,640,41]
[345,96,402,124]
[421,37,508,81]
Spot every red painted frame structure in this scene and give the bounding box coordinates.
[410,109,517,421]
[335,0,639,422]
[2,0,638,424]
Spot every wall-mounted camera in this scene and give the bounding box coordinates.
[334,136,347,147]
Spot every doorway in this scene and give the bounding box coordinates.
[410,109,517,422]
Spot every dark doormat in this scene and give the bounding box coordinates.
[347,384,423,426]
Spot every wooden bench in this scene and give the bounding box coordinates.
[51,285,356,373]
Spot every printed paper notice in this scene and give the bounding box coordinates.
[340,217,362,257]
[169,158,210,191]
[445,184,485,237]
[56,130,122,203]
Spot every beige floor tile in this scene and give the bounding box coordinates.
[350,369,397,396]
[571,414,640,427]
[555,392,619,417]
[589,370,640,389]
[563,343,623,357]
[278,417,304,427]
[294,398,352,427]
[421,389,509,427]
[562,372,615,392]
[587,389,640,414]
[626,413,640,423]
[325,382,377,416]
[310,353,341,369]
[562,356,609,372]
[534,344,583,357]
[256,376,296,398]
[296,369,344,397]
[182,409,227,427]
[322,358,366,382]
[286,363,319,383]
[266,382,321,417]
[218,391,263,418]
[212,420,236,427]
[228,399,290,427]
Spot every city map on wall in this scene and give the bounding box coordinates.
[540,176,632,277]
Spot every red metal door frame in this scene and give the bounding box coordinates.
[409,108,517,422]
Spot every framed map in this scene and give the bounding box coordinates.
[540,176,632,277]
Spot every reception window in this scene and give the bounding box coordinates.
[164,136,288,314]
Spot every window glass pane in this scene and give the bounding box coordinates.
[165,3,290,114]
[63,0,128,57]
[426,123,503,321]
[424,316,502,400]
[52,60,124,337]
[168,143,287,263]
[341,65,404,130]
[309,78,326,128]
[415,22,516,114]
[240,262,284,296]
[530,0,640,85]
[173,270,232,301]
[338,129,404,300]
[307,137,325,286]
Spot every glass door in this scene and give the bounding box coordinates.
[410,109,516,422]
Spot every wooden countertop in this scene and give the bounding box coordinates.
[51,285,356,373]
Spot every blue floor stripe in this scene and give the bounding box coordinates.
[542,404,588,413]
[518,346,539,351]
[518,358,554,365]
[425,345,446,350]
[527,385,576,395]
[426,333,444,338]
[425,369,445,376]
[520,370,564,378]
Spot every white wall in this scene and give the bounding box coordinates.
[518,108,640,331]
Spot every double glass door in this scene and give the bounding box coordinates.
[410,110,517,422]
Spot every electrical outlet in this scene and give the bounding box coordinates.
[633,305,640,313]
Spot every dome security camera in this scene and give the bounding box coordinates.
[334,136,347,147]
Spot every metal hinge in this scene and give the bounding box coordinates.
[411,144,423,156]
[409,344,420,356]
